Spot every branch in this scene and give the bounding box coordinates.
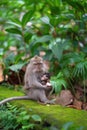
[0,96,30,105]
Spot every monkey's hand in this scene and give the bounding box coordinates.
[46,82,52,87]
[32,81,47,89]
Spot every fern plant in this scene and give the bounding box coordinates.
[0,103,19,130]
[51,72,67,93]
[72,59,87,102]
[50,50,87,101]
[0,103,42,130]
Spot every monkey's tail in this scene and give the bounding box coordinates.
[0,96,30,105]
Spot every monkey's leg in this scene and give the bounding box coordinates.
[38,90,55,104]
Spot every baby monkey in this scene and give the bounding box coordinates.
[41,72,52,97]
[41,72,51,85]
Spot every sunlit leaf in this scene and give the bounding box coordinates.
[22,115,30,120]
[35,35,52,43]
[22,124,34,129]
[51,43,63,61]
[9,63,25,72]
[31,114,42,122]
[7,21,21,28]
[22,10,34,27]
[41,16,50,25]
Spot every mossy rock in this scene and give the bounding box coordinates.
[0,86,87,130]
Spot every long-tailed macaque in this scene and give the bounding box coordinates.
[23,55,53,103]
[0,55,54,105]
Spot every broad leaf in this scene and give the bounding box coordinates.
[15,53,25,63]
[5,28,21,35]
[83,14,87,21]
[61,122,73,130]
[9,63,25,72]
[35,35,52,43]
[22,124,34,129]
[51,42,63,61]
[41,16,50,25]
[31,114,42,122]
[22,10,34,27]
[24,32,32,43]
[7,20,21,28]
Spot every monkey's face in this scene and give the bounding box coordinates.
[41,74,49,81]
[30,55,44,73]
[33,62,43,72]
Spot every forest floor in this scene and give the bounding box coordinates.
[0,86,87,130]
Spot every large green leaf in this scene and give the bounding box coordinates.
[14,53,25,64]
[22,10,34,27]
[41,16,50,25]
[7,20,21,28]
[24,32,33,43]
[31,114,42,122]
[35,35,52,43]
[51,42,63,61]
[9,63,25,72]
[4,53,15,66]
[5,28,22,35]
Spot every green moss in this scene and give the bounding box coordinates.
[0,86,87,129]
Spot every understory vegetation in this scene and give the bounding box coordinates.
[0,103,84,130]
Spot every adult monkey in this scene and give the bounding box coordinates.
[0,55,54,105]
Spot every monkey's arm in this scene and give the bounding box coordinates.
[0,96,30,105]
[26,75,47,89]
[32,81,47,89]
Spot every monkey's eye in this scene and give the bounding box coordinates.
[34,63,38,65]
[33,62,38,65]
[34,63,42,65]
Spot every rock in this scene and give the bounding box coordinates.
[55,90,74,106]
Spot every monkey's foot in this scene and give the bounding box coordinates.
[44,99,56,104]
[37,101,47,105]
[47,99,56,104]
[37,99,56,105]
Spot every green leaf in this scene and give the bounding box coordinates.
[22,115,30,120]
[61,122,73,130]
[22,10,34,27]
[41,16,50,25]
[4,53,15,66]
[9,63,25,72]
[15,53,25,63]
[24,32,32,43]
[5,28,21,35]
[51,72,67,93]
[35,35,52,43]
[22,124,35,129]
[7,20,21,28]
[31,114,42,122]
[51,42,63,61]
[83,14,87,22]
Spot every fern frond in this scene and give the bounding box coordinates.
[51,72,67,93]
[72,59,87,79]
